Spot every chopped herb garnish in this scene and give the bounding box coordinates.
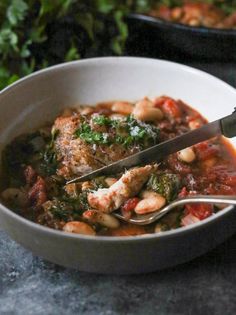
[126,115,159,147]
[92,115,114,126]
[75,115,160,148]
[75,122,110,144]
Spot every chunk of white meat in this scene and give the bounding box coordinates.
[87,165,157,213]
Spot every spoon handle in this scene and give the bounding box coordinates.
[170,195,236,208]
[152,195,236,224]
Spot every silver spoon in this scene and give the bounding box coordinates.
[113,195,236,225]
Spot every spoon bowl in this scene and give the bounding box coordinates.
[114,195,236,225]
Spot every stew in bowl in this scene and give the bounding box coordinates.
[2,96,236,237]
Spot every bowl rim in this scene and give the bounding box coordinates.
[0,56,236,242]
[129,13,236,36]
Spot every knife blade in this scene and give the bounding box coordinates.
[67,111,236,184]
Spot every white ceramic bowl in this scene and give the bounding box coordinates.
[0,57,236,274]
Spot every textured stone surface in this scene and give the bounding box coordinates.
[0,63,236,315]
[0,230,235,315]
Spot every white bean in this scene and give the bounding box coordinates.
[112,101,134,115]
[83,210,120,229]
[63,221,95,235]
[178,147,196,163]
[135,193,166,214]
[133,99,163,122]
[140,190,159,199]
[135,98,155,109]
[1,188,28,207]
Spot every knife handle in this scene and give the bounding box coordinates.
[220,110,236,138]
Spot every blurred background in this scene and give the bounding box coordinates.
[1,0,236,90]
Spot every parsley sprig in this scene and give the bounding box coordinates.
[75,122,110,144]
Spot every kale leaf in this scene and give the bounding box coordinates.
[147,173,182,202]
[40,128,59,176]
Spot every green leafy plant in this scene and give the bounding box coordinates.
[0,0,131,90]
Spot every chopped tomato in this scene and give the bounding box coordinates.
[121,198,140,212]
[120,198,140,220]
[185,204,213,220]
[153,96,169,107]
[178,187,188,198]
[195,142,219,161]
[219,172,236,186]
[162,99,181,118]
[216,184,235,195]
[83,210,96,221]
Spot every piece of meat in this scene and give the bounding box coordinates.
[87,165,157,213]
[53,113,139,179]
[53,114,101,178]
[28,176,47,208]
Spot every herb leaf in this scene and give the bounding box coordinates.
[75,122,109,144]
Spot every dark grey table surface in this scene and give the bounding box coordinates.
[0,62,236,315]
